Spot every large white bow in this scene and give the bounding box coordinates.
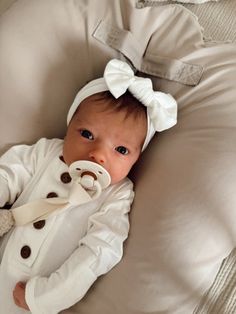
[104,59,177,132]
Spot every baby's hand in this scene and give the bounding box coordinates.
[13,281,30,311]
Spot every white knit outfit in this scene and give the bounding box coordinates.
[0,138,133,314]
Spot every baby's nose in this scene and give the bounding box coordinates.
[89,149,106,165]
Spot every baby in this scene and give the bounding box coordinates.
[0,59,177,313]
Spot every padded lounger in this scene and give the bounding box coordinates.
[0,1,236,313]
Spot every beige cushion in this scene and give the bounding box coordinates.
[1,1,236,313]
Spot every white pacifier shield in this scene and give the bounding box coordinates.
[69,160,111,189]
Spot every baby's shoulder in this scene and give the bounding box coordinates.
[35,137,63,149]
[33,137,63,156]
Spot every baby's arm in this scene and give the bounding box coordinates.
[0,144,37,236]
[0,140,47,236]
[0,138,53,236]
[0,142,40,207]
[25,179,134,314]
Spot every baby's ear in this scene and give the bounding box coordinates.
[0,209,14,237]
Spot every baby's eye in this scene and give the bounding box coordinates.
[115,146,129,155]
[80,129,94,140]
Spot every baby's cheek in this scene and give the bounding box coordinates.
[114,167,129,184]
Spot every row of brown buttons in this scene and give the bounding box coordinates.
[20,157,69,260]
[20,220,46,259]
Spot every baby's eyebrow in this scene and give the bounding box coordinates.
[74,116,90,125]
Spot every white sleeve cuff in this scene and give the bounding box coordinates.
[25,250,97,314]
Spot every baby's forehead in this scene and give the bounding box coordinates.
[74,98,146,142]
[78,91,146,118]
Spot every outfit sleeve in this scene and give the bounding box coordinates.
[0,138,52,207]
[25,179,134,314]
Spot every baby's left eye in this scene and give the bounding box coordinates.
[115,146,129,155]
[80,129,94,140]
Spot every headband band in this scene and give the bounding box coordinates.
[67,59,177,150]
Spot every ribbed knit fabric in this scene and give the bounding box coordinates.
[136,0,236,43]
[0,210,14,237]
[194,248,236,314]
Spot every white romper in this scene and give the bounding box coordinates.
[0,138,134,314]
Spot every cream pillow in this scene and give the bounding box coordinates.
[0,1,235,314]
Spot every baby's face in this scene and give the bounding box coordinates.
[63,98,147,184]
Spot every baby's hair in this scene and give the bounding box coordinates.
[76,91,147,121]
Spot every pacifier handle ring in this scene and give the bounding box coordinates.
[92,180,102,200]
[78,174,102,200]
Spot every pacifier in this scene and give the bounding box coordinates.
[68,160,111,205]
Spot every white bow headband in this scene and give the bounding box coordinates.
[67,59,177,150]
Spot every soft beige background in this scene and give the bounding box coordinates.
[0,0,15,13]
[1,1,236,313]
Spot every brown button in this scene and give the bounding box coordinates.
[59,155,65,163]
[20,245,31,259]
[46,192,58,198]
[33,220,46,229]
[61,172,72,184]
